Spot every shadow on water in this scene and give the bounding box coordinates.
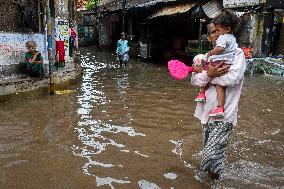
[0,47,283,189]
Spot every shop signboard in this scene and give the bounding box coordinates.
[223,0,260,8]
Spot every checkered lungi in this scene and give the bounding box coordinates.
[201,121,233,174]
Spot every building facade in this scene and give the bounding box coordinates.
[0,0,77,76]
[97,0,284,61]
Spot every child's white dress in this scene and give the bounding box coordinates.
[208,34,238,65]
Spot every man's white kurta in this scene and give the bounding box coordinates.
[191,48,246,126]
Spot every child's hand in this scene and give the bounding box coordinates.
[193,54,207,66]
[192,64,204,73]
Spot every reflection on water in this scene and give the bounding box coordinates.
[54,89,76,95]
[138,180,161,189]
[0,48,283,189]
[224,160,284,184]
[72,53,146,187]
[164,172,178,180]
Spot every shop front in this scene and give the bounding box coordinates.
[137,2,212,65]
[78,10,97,47]
[223,0,284,57]
[267,0,284,56]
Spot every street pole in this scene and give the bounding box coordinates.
[38,0,42,33]
[122,13,125,32]
[122,0,126,32]
[197,3,203,54]
[198,18,203,54]
[46,0,54,95]
[262,8,274,56]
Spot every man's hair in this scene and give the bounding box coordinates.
[212,9,241,34]
[206,22,214,34]
[121,32,125,36]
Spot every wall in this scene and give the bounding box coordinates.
[55,19,70,56]
[274,23,284,55]
[0,1,18,32]
[0,33,47,66]
[0,0,39,33]
[251,13,265,57]
[55,0,71,57]
[99,17,111,47]
[0,0,44,77]
[56,0,69,18]
[0,62,79,96]
[238,13,253,48]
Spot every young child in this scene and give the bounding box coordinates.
[194,10,240,118]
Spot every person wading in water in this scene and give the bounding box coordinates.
[116,32,129,67]
[191,17,246,179]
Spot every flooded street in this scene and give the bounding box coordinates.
[0,47,283,189]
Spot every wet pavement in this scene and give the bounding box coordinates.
[0,47,283,189]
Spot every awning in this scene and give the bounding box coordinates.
[148,3,195,19]
[127,0,178,9]
[202,0,222,19]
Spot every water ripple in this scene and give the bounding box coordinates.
[73,50,146,188]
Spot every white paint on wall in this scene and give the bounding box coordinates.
[0,33,47,65]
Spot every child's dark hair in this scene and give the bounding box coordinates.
[212,9,241,34]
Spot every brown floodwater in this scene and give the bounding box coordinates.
[0,48,283,189]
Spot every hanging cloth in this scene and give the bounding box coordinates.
[56,41,65,66]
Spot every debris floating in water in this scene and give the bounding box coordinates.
[54,89,76,95]
[164,173,178,180]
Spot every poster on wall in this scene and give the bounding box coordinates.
[55,18,69,57]
[223,0,260,8]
